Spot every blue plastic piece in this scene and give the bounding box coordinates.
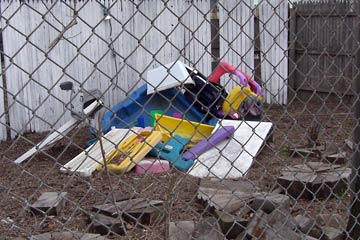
[99,84,217,134]
[149,135,193,171]
[137,115,145,128]
[86,138,98,147]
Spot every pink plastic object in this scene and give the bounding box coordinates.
[208,61,235,83]
[209,61,263,96]
[173,113,182,119]
[135,159,170,174]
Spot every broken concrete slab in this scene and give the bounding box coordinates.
[169,221,195,240]
[191,217,224,240]
[197,187,253,213]
[125,205,165,225]
[325,152,347,164]
[102,193,132,204]
[29,192,67,216]
[92,198,164,225]
[322,226,344,240]
[290,146,323,158]
[294,215,324,239]
[199,177,257,193]
[345,139,354,150]
[215,210,248,239]
[290,144,346,164]
[277,163,351,199]
[30,232,107,240]
[88,213,128,235]
[237,210,301,240]
[250,192,291,214]
[92,198,163,217]
[316,214,346,230]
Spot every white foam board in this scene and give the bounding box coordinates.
[146,61,194,95]
[188,120,273,179]
[60,128,136,177]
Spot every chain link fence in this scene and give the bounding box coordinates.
[0,0,359,239]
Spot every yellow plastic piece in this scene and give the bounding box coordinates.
[222,86,263,115]
[154,114,214,144]
[97,130,162,174]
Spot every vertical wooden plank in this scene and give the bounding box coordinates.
[0,12,7,139]
[348,0,360,237]
[288,6,297,102]
[218,0,254,92]
[259,1,269,103]
[280,0,288,104]
[197,0,211,75]
[2,1,31,137]
[259,0,288,105]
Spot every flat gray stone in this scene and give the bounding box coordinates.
[29,192,67,216]
[169,221,195,240]
[88,213,127,235]
[345,139,354,150]
[92,198,163,217]
[92,198,164,226]
[251,192,291,214]
[199,178,257,193]
[294,215,324,239]
[325,152,347,164]
[316,214,345,230]
[191,217,224,240]
[277,163,351,199]
[30,231,107,240]
[237,210,301,240]
[322,226,344,240]
[215,210,248,239]
[125,205,165,225]
[197,187,253,213]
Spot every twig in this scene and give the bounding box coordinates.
[48,0,78,49]
[40,0,65,29]
[48,19,77,49]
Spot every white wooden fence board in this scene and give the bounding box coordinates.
[0,20,6,140]
[218,0,254,92]
[259,0,288,105]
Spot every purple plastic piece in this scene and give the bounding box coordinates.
[234,70,248,86]
[183,125,236,160]
[234,69,263,96]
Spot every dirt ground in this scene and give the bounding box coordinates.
[0,95,355,239]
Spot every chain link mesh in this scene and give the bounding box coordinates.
[0,0,359,239]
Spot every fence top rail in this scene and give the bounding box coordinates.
[293,0,354,14]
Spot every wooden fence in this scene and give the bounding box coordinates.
[0,0,289,140]
[289,0,357,97]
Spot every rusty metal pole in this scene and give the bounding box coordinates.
[346,1,360,239]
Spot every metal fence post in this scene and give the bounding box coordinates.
[346,1,360,239]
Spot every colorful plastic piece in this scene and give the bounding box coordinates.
[100,84,217,133]
[208,61,263,97]
[183,125,236,160]
[146,61,194,95]
[135,159,170,174]
[61,128,135,177]
[149,135,193,171]
[98,130,162,174]
[222,85,261,115]
[150,110,163,127]
[154,114,215,144]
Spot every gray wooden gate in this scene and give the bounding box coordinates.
[289,0,357,96]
